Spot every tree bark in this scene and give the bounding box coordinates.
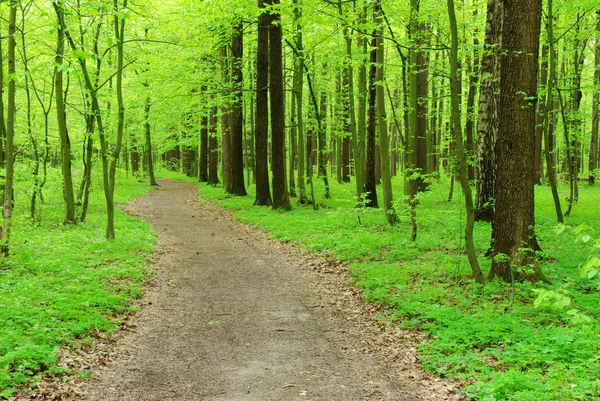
[54,0,76,226]
[490,0,547,283]
[105,0,128,240]
[255,0,272,205]
[414,21,429,192]
[590,11,600,185]
[145,94,158,186]
[293,0,307,203]
[542,0,562,222]
[268,0,291,210]
[535,44,548,185]
[208,103,221,186]
[199,108,209,182]
[475,0,502,222]
[228,22,247,196]
[364,34,378,209]
[220,45,232,191]
[0,1,17,254]
[374,1,396,224]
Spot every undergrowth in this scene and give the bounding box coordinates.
[169,169,600,401]
[0,166,156,398]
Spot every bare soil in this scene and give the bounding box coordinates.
[17,179,464,401]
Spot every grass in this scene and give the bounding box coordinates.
[0,165,156,398]
[169,169,600,401]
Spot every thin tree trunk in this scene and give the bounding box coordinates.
[535,44,548,185]
[228,22,247,196]
[199,87,209,182]
[0,17,6,168]
[448,0,485,284]
[364,34,378,209]
[268,0,291,210]
[590,12,600,185]
[374,1,396,224]
[220,45,232,191]
[543,0,563,222]
[105,0,128,240]
[294,0,307,203]
[465,16,479,182]
[1,1,17,255]
[208,103,220,186]
[338,0,361,197]
[54,0,76,225]
[255,0,271,204]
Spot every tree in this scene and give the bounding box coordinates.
[199,97,209,183]
[292,0,307,204]
[208,102,221,186]
[490,0,548,283]
[374,0,396,224]
[268,0,291,211]
[254,0,272,205]
[591,11,600,185]
[1,0,17,255]
[364,33,379,209]
[54,0,76,225]
[475,0,502,222]
[447,0,485,284]
[228,22,247,196]
[542,0,562,223]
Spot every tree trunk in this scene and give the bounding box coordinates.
[254,0,271,204]
[54,0,76,226]
[228,23,247,196]
[208,103,221,186]
[105,0,128,240]
[338,0,361,196]
[293,0,307,203]
[318,89,330,198]
[199,88,209,182]
[364,34,378,209]
[414,21,429,192]
[0,1,17,254]
[590,11,600,185]
[220,45,232,191]
[447,0,485,284]
[357,7,367,194]
[268,0,291,210]
[465,18,479,183]
[374,1,396,224]
[0,16,6,168]
[145,94,158,186]
[490,0,548,283]
[535,44,548,185]
[475,0,502,222]
[542,0,562,223]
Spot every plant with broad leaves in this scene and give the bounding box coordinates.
[533,224,600,333]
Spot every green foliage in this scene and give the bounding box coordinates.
[184,172,600,401]
[533,224,600,332]
[0,170,155,398]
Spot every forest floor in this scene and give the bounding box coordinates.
[17,179,463,401]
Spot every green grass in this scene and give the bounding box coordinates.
[0,165,156,398]
[176,170,600,401]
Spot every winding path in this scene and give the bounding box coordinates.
[73,180,460,401]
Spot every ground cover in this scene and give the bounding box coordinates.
[172,170,600,401]
[0,168,156,398]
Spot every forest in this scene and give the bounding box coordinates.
[1,0,600,400]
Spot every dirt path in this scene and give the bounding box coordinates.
[25,180,463,401]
